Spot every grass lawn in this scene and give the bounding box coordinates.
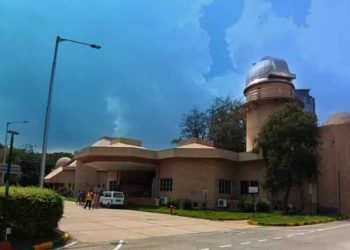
[138,207,341,226]
[250,212,338,226]
[138,206,257,220]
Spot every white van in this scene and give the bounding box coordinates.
[99,191,125,207]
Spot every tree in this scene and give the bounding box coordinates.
[208,96,246,152]
[172,107,209,143]
[13,144,41,186]
[9,144,73,186]
[254,103,320,213]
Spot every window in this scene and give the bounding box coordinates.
[240,180,259,195]
[113,192,123,198]
[219,179,231,194]
[160,178,173,192]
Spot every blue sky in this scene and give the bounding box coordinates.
[1,0,349,152]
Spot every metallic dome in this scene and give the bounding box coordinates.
[55,157,72,169]
[324,112,350,126]
[245,56,296,88]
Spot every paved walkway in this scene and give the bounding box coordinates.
[60,201,255,243]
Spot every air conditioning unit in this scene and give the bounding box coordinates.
[160,197,169,205]
[217,199,228,208]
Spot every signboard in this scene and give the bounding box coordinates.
[248,186,259,194]
[0,163,21,174]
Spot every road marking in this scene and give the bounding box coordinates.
[258,239,267,242]
[296,232,305,235]
[321,224,350,231]
[273,237,282,240]
[63,241,78,248]
[114,240,124,250]
[287,234,295,237]
[240,242,251,245]
[200,248,209,250]
[309,230,315,233]
[219,245,232,248]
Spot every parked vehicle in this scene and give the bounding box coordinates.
[99,191,124,208]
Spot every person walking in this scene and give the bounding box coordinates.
[93,192,100,209]
[76,190,81,204]
[84,191,93,209]
[81,191,86,205]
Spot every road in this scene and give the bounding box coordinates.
[60,220,350,250]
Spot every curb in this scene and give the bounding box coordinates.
[25,232,71,250]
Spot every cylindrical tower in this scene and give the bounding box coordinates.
[241,56,297,152]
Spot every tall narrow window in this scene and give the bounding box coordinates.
[160,178,173,192]
[219,179,231,194]
[240,180,259,195]
[240,181,249,195]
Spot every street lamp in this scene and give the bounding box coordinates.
[2,130,19,242]
[4,130,19,198]
[2,120,28,164]
[39,36,101,187]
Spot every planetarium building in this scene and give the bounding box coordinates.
[45,57,350,214]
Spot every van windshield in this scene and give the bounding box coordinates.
[113,193,123,198]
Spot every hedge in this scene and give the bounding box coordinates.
[256,199,272,212]
[0,186,63,240]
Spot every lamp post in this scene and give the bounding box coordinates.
[4,130,19,198]
[2,121,28,164]
[1,121,28,185]
[39,36,101,187]
[2,130,18,242]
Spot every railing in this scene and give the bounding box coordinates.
[245,87,294,102]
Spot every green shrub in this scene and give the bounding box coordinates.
[57,186,73,197]
[181,199,192,210]
[256,199,272,212]
[167,198,180,208]
[0,186,63,240]
[239,200,254,212]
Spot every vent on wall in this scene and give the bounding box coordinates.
[160,197,169,205]
[217,199,228,208]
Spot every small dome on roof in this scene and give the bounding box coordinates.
[245,56,296,89]
[55,157,72,168]
[324,112,350,126]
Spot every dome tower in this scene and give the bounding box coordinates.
[241,56,297,151]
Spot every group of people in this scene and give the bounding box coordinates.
[76,190,100,209]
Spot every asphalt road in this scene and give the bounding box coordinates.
[60,220,350,250]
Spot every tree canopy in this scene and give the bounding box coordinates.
[208,97,245,152]
[1,145,73,186]
[254,103,320,211]
[173,96,246,152]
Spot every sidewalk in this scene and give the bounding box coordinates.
[60,202,256,243]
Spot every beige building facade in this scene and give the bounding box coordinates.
[45,57,350,214]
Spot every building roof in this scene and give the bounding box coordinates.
[74,137,262,163]
[55,157,72,169]
[44,166,64,182]
[177,138,214,149]
[245,56,296,89]
[91,137,144,149]
[323,112,350,126]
